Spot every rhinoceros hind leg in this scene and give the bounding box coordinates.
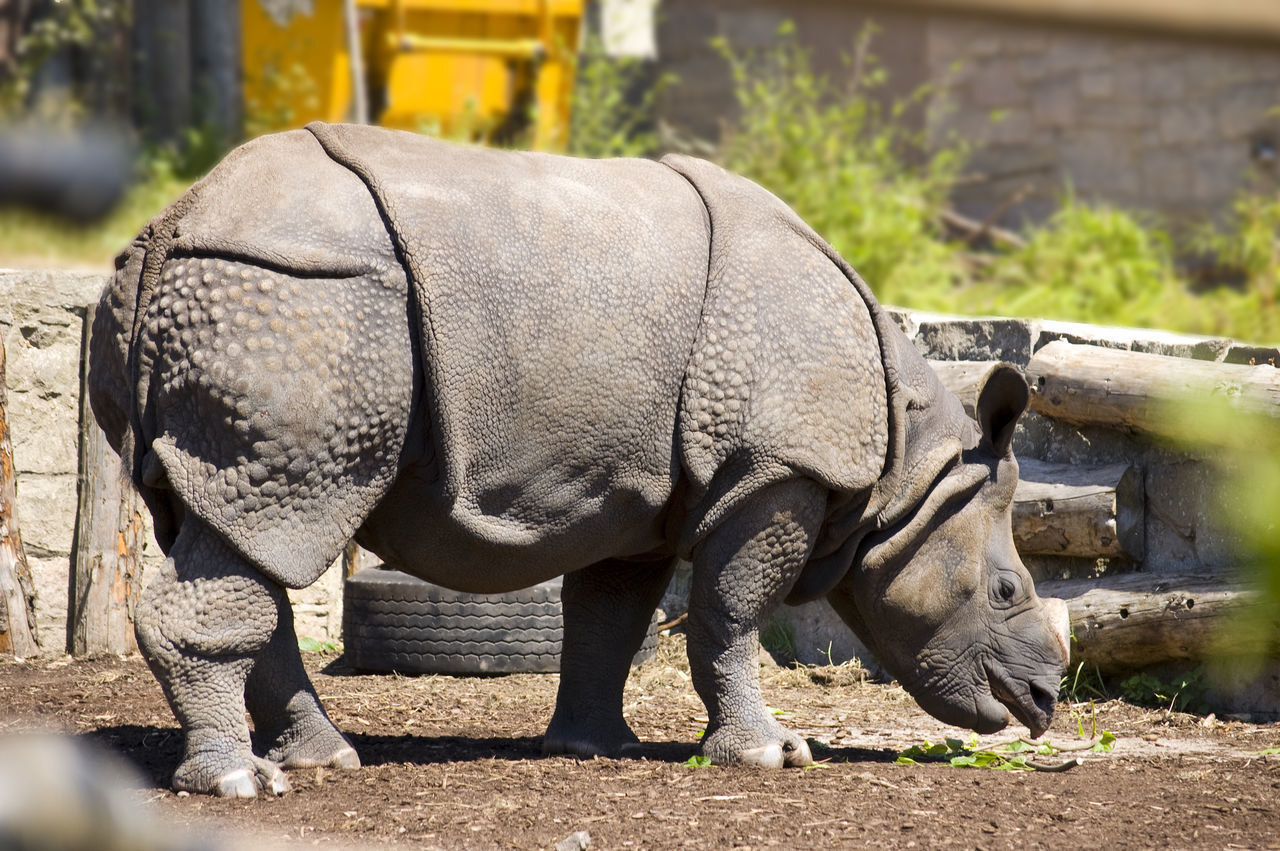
[542,558,674,759]
[246,591,360,771]
[686,478,826,769]
[135,519,287,797]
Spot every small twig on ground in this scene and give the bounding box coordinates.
[1029,757,1084,772]
[1018,736,1110,753]
[657,612,688,632]
[853,771,899,790]
[939,208,1027,250]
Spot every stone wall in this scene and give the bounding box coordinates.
[926,15,1280,225]
[0,269,343,652]
[655,0,1280,226]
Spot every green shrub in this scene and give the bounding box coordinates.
[1164,403,1280,674]
[710,23,1280,343]
[712,23,969,309]
[567,31,669,159]
[974,191,1188,327]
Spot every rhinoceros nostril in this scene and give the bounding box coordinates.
[1030,680,1058,718]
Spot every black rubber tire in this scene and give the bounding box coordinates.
[342,568,661,674]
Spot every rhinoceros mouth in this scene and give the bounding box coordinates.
[985,662,1053,739]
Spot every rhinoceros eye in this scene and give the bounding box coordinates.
[996,574,1020,603]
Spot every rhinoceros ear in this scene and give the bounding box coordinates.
[976,363,1028,457]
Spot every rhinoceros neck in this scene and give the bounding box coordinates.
[869,333,975,532]
[794,233,973,531]
[780,236,973,605]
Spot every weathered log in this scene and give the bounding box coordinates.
[1026,340,1280,439]
[1038,571,1276,674]
[68,304,143,656]
[1013,460,1144,560]
[938,208,1027,250]
[0,339,41,658]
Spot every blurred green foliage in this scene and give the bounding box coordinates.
[3,18,1280,351]
[1165,402,1280,668]
[714,22,968,309]
[713,24,1280,343]
[567,31,670,159]
[0,0,126,120]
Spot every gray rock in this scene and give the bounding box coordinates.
[555,830,592,851]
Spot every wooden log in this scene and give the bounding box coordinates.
[1026,340,1280,439]
[1013,460,1144,560]
[68,304,143,656]
[938,208,1027,250]
[1038,571,1277,675]
[0,339,41,658]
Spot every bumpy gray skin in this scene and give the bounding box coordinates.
[89,123,1070,797]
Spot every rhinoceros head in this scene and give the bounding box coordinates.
[827,364,1070,738]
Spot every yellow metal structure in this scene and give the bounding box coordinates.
[241,0,583,150]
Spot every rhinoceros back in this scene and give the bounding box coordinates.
[104,125,717,588]
[304,123,712,582]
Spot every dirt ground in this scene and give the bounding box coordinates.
[3,633,1279,850]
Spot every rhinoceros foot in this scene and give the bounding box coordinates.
[541,713,643,760]
[266,732,361,771]
[258,713,361,771]
[174,751,291,798]
[701,722,813,769]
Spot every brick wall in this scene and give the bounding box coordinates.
[655,1,1280,226]
[927,15,1280,224]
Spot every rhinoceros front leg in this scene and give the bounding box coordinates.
[245,592,359,772]
[135,518,290,797]
[687,478,826,769]
[543,558,674,758]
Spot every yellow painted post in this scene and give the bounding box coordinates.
[241,0,582,147]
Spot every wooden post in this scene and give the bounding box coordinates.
[1026,341,1280,439]
[1038,571,1277,674]
[0,339,41,658]
[1013,460,1145,560]
[67,304,143,656]
[133,0,193,144]
[342,540,365,579]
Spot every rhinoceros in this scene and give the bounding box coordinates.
[89,123,1070,797]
